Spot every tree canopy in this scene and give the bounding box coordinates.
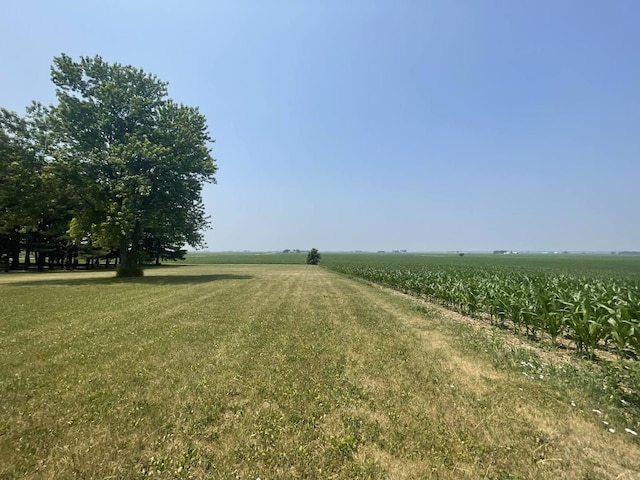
[0,54,217,275]
[306,248,321,265]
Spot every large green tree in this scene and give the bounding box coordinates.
[51,54,217,276]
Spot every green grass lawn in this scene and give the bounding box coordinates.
[1,264,639,479]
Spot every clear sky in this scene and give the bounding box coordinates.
[1,1,638,252]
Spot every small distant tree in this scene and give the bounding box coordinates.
[306,248,321,265]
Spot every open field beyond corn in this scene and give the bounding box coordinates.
[1,263,639,479]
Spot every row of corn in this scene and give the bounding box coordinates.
[327,262,640,359]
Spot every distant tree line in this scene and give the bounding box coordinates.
[1,55,217,275]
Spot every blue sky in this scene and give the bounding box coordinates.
[1,1,638,252]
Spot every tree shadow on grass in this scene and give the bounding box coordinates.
[2,273,254,287]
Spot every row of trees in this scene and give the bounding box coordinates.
[1,54,217,276]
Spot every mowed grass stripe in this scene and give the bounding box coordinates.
[0,265,638,479]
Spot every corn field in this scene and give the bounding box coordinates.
[325,257,640,359]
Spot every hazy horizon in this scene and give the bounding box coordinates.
[2,1,638,252]
[190,249,639,254]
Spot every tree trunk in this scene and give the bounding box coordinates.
[10,251,19,270]
[117,233,143,277]
[10,234,20,270]
[36,250,45,271]
[24,248,31,271]
[66,247,74,270]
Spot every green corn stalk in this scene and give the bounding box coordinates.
[325,258,639,359]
